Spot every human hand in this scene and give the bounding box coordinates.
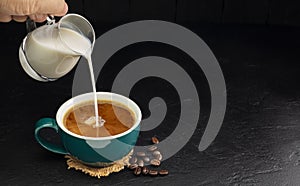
[0,0,68,22]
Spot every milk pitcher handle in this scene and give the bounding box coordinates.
[26,18,36,33]
[26,15,55,33]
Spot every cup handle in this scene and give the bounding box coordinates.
[34,118,68,154]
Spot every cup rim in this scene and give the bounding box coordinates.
[56,92,141,140]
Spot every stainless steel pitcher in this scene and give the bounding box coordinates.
[19,14,95,82]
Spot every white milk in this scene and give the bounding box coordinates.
[25,26,102,128]
[85,52,101,128]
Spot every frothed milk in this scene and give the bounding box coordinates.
[25,25,102,127]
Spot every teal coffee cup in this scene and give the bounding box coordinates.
[34,92,141,167]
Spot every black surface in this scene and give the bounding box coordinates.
[64,0,300,27]
[1,21,300,185]
[176,0,223,24]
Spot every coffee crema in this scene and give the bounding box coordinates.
[64,100,135,137]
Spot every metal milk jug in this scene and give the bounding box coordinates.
[19,14,95,82]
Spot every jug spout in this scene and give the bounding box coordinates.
[58,14,95,53]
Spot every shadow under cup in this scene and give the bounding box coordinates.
[34,92,141,167]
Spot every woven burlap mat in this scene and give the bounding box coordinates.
[65,150,132,179]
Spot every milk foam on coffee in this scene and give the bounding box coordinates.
[26,25,102,127]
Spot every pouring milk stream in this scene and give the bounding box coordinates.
[19,14,104,129]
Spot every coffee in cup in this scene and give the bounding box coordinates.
[64,100,135,137]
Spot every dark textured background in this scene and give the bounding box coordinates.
[66,0,300,27]
[1,0,300,185]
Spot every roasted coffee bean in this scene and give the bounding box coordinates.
[142,167,150,175]
[150,159,161,166]
[133,167,142,176]
[148,145,158,151]
[136,151,146,157]
[129,157,137,164]
[152,150,161,156]
[159,169,169,176]
[143,156,150,163]
[138,159,144,167]
[151,137,159,144]
[129,164,138,170]
[149,170,158,176]
[154,154,163,161]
